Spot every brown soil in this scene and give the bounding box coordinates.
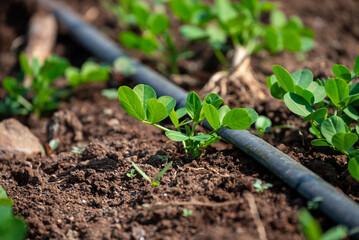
[1,0,359,239]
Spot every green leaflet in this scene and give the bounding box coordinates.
[165,130,189,141]
[283,92,313,117]
[325,78,349,107]
[320,116,347,144]
[186,91,202,122]
[273,65,295,92]
[331,132,358,152]
[133,84,157,113]
[158,96,176,115]
[332,64,352,82]
[203,103,220,130]
[291,69,313,89]
[349,157,359,182]
[222,108,253,130]
[146,98,168,124]
[118,86,146,121]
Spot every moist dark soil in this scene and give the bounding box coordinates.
[0,0,359,239]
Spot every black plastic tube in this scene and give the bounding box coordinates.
[39,0,359,233]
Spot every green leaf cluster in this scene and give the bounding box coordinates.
[118,84,257,158]
[0,187,27,240]
[1,53,110,115]
[267,56,359,182]
[65,61,110,87]
[299,208,348,240]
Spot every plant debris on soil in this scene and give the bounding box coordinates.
[1,0,359,239]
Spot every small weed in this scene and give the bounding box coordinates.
[127,169,137,180]
[253,179,273,193]
[157,155,170,162]
[307,197,323,210]
[131,160,173,186]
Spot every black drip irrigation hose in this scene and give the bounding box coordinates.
[39,0,359,234]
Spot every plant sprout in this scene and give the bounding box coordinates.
[118,84,257,158]
[71,145,86,155]
[253,179,273,192]
[131,161,173,186]
[182,209,193,217]
[127,169,137,180]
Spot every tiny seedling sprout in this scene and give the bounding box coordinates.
[157,155,170,162]
[131,160,173,186]
[127,169,137,180]
[71,145,86,155]
[253,179,273,193]
[45,139,58,156]
[307,197,323,210]
[182,209,193,217]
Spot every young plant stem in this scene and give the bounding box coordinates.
[213,49,228,67]
[142,121,170,132]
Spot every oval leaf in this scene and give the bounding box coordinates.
[307,81,326,104]
[149,14,169,34]
[332,132,358,151]
[165,130,189,141]
[222,108,253,130]
[321,116,347,143]
[348,157,359,182]
[332,64,352,82]
[294,85,314,105]
[291,69,313,89]
[283,92,313,117]
[354,56,359,76]
[190,134,212,141]
[311,139,330,147]
[244,108,258,124]
[273,65,295,92]
[344,107,359,121]
[118,86,146,121]
[133,84,157,112]
[325,78,349,107]
[158,96,176,115]
[146,98,168,124]
[218,105,230,123]
[203,103,220,130]
[186,91,202,122]
[303,108,327,122]
[180,25,208,40]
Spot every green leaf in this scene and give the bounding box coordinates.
[2,77,23,98]
[206,26,226,49]
[65,67,81,87]
[283,30,301,52]
[119,31,141,49]
[203,103,220,130]
[270,10,286,27]
[138,37,158,54]
[270,82,286,99]
[321,225,348,240]
[165,130,189,141]
[321,116,347,144]
[190,134,212,141]
[303,108,327,122]
[203,93,223,109]
[19,52,32,77]
[294,85,314,105]
[146,98,168,124]
[118,86,145,121]
[0,198,14,207]
[101,89,118,100]
[332,64,352,82]
[131,162,152,183]
[186,91,202,122]
[149,14,169,34]
[306,82,326,104]
[222,108,253,130]
[354,56,359,76]
[154,161,173,182]
[158,96,176,115]
[325,78,349,107]
[81,62,109,83]
[299,208,323,240]
[283,92,313,117]
[311,139,331,146]
[176,108,187,119]
[348,156,359,182]
[273,65,295,92]
[265,26,282,53]
[132,3,150,29]
[244,108,258,124]
[339,93,359,108]
[180,25,208,40]
[169,0,191,22]
[291,69,313,89]
[39,56,68,82]
[343,107,359,121]
[0,187,8,199]
[169,109,179,127]
[331,132,358,152]
[133,84,157,113]
[300,37,314,52]
[255,116,272,131]
[218,105,230,123]
[215,0,238,23]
